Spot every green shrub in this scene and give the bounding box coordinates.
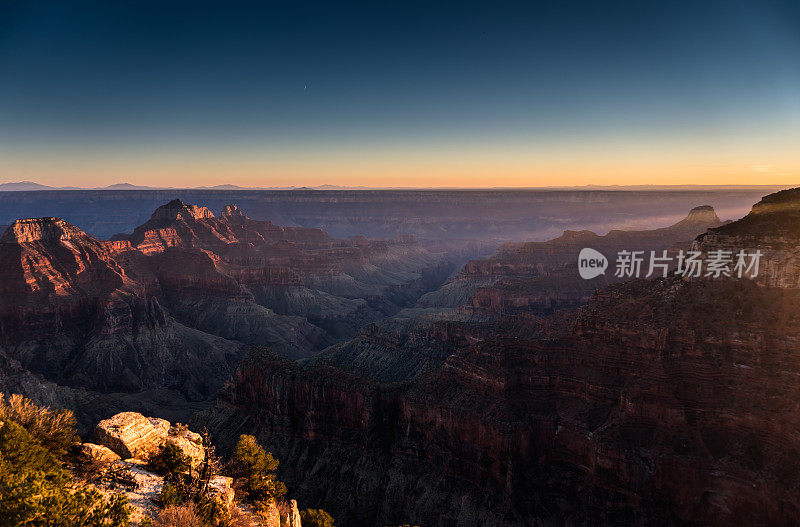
[0,420,130,526]
[159,482,184,508]
[232,435,286,504]
[300,508,335,527]
[197,495,231,527]
[0,393,78,457]
[149,442,191,476]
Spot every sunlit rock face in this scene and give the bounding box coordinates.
[123,199,238,253]
[0,217,128,297]
[694,189,800,288]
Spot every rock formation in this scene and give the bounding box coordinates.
[79,442,121,465]
[695,188,800,288]
[86,411,248,525]
[95,412,170,460]
[198,195,800,525]
[287,500,303,526]
[418,205,724,316]
[0,200,454,431]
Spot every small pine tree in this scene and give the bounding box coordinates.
[300,508,335,527]
[231,435,286,505]
[148,442,192,476]
[159,482,183,508]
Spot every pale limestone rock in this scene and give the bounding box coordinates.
[262,500,281,527]
[94,412,168,460]
[111,459,164,524]
[207,475,235,509]
[167,423,205,468]
[80,442,121,464]
[288,499,303,526]
[185,430,203,444]
[149,417,170,434]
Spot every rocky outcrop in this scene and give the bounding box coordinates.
[94,411,207,469]
[207,475,236,511]
[0,217,128,297]
[1,217,87,244]
[124,199,235,252]
[86,412,244,525]
[165,425,205,469]
[694,188,800,288]
[95,412,170,460]
[287,500,302,526]
[79,442,121,465]
[262,501,282,527]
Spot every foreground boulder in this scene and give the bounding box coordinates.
[79,442,121,465]
[207,475,235,510]
[262,501,281,527]
[94,411,206,469]
[94,412,169,459]
[89,413,239,523]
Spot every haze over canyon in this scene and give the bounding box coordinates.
[2,187,799,525]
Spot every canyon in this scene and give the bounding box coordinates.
[0,199,455,431]
[2,189,798,525]
[199,193,800,526]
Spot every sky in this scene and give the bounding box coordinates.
[0,0,799,188]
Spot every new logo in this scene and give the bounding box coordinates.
[578,248,608,279]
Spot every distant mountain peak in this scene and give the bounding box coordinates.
[221,204,245,218]
[681,205,720,224]
[104,182,146,190]
[151,199,215,222]
[1,217,86,244]
[0,181,56,191]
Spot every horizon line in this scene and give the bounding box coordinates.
[0,181,796,192]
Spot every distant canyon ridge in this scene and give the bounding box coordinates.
[0,187,779,241]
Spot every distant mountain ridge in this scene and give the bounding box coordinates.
[0,181,59,191]
[0,180,794,192]
[0,181,376,191]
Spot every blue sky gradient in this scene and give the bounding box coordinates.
[1,0,798,187]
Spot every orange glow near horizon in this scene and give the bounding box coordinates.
[2,139,798,189]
